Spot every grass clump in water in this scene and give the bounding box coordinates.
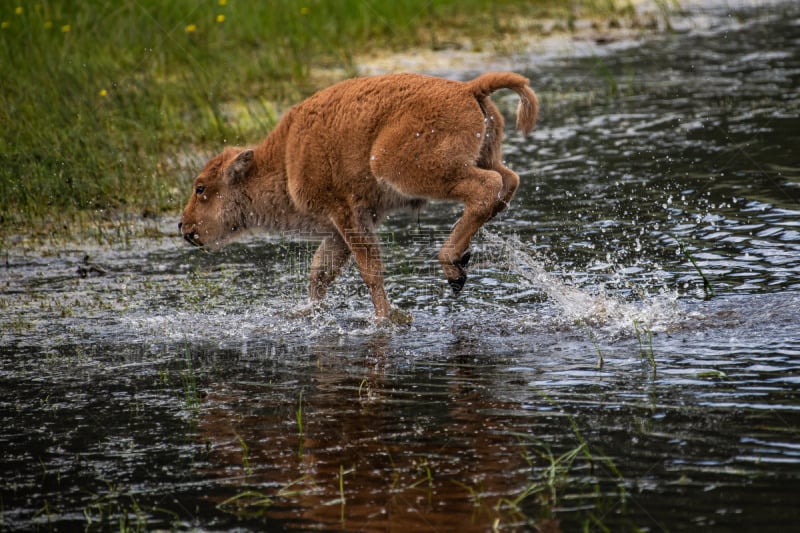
[633,319,657,377]
[180,344,201,410]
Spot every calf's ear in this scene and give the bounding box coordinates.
[225,149,255,184]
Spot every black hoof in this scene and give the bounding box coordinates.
[449,276,466,294]
[448,251,471,294]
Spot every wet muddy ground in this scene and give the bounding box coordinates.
[2,1,799,531]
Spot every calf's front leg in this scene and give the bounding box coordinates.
[309,232,352,301]
[328,210,392,319]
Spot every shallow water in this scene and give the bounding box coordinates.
[2,1,799,531]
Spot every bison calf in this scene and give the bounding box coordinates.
[180,72,538,320]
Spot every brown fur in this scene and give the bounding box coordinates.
[179,72,538,319]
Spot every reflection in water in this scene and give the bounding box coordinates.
[197,339,571,531]
[2,1,800,531]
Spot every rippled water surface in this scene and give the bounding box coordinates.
[2,2,799,531]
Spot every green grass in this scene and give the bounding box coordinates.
[338,464,346,525]
[0,1,637,238]
[237,433,253,476]
[296,389,304,436]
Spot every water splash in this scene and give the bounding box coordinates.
[489,231,684,339]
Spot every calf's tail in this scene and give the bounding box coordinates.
[466,72,538,135]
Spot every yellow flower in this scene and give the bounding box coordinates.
[99,89,108,97]
[300,7,309,16]
[1,21,9,30]
[216,14,225,23]
[185,23,197,33]
[61,24,70,33]
[218,0,228,6]
[15,7,23,15]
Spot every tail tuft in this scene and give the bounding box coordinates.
[466,72,538,136]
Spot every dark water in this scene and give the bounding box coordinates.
[2,2,800,531]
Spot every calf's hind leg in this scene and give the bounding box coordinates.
[438,167,506,293]
[493,164,521,218]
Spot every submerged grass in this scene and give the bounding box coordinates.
[633,319,657,378]
[216,490,274,518]
[180,344,200,410]
[338,464,346,525]
[296,389,305,457]
[497,441,587,515]
[1,0,647,240]
[237,434,253,477]
[82,482,181,532]
[674,236,715,300]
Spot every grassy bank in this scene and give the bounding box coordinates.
[0,0,640,239]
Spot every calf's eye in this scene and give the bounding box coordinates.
[195,185,206,195]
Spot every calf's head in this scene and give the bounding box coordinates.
[179,147,254,249]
